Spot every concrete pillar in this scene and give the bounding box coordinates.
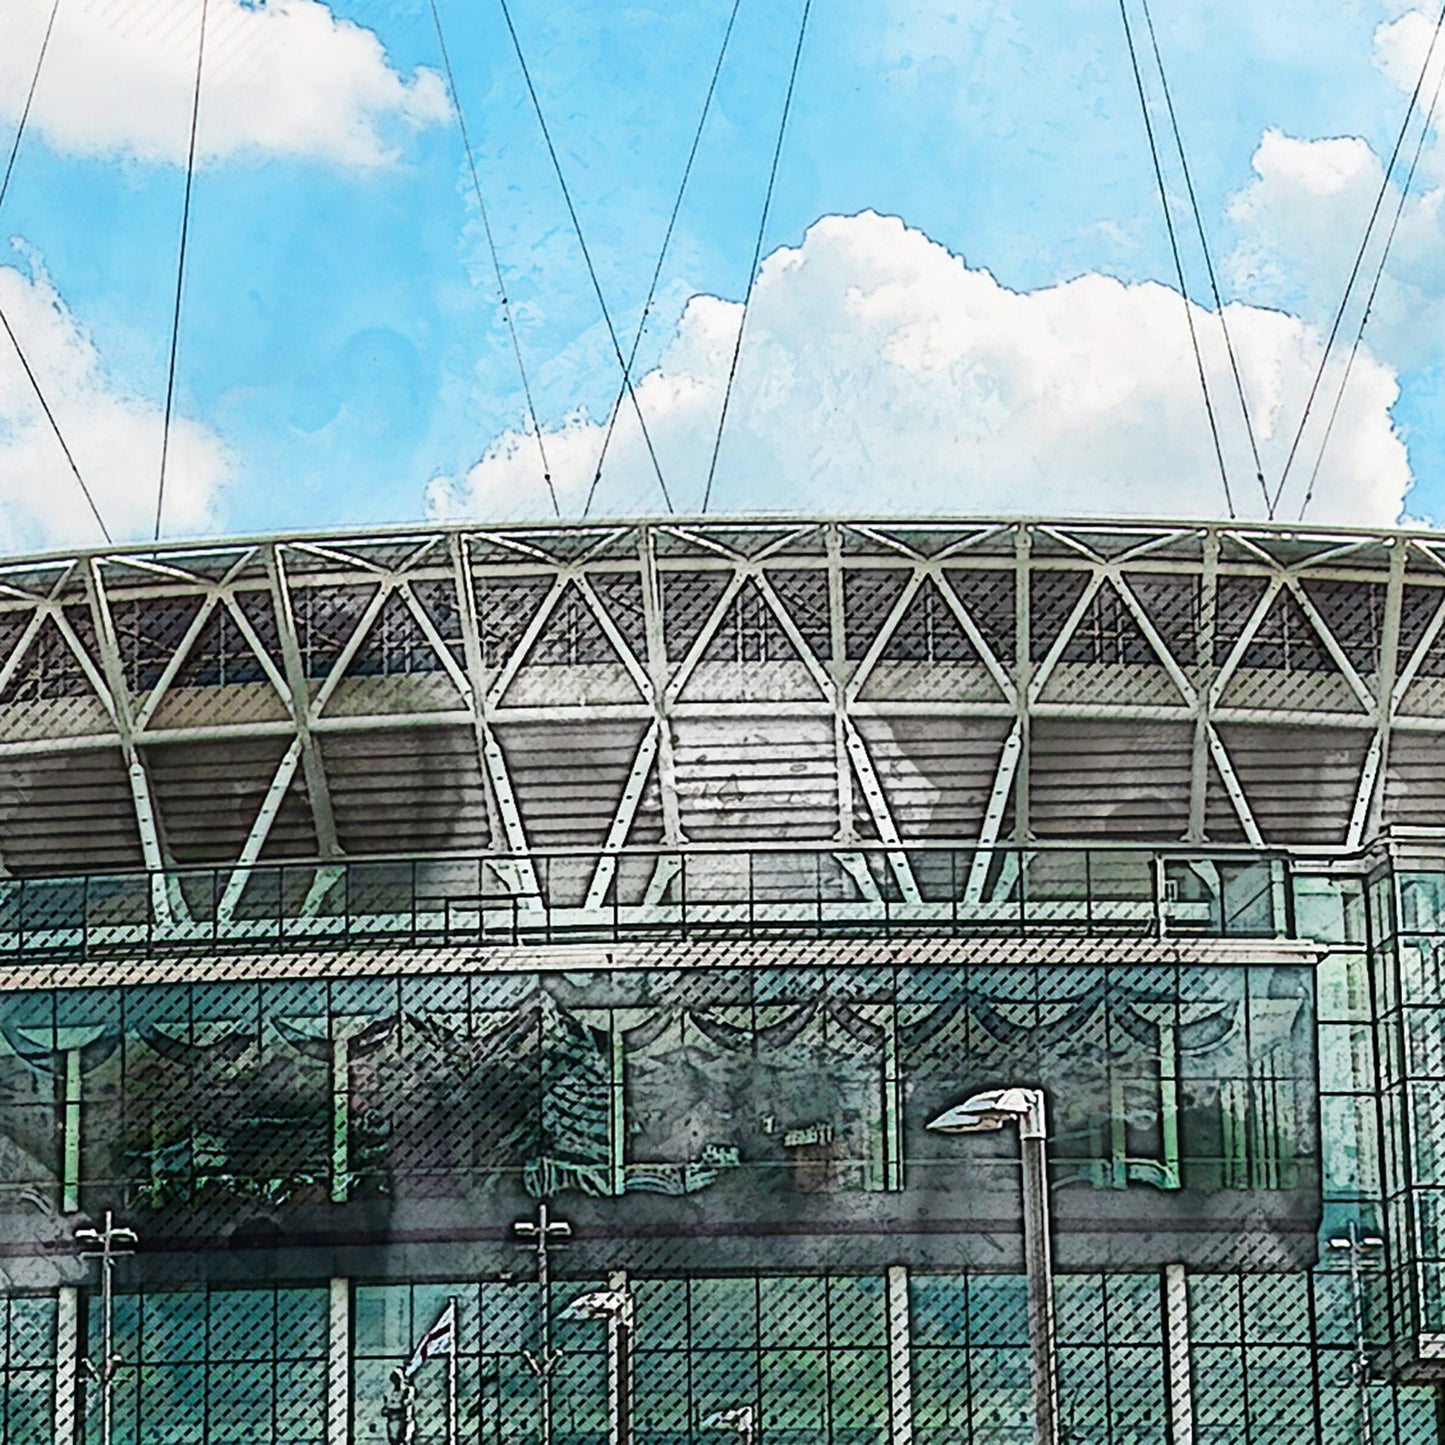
[1164,1263,1193,1445]
[54,1286,79,1445]
[886,1265,914,1445]
[328,1277,350,1444]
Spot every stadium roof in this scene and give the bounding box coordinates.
[1,516,1443,883]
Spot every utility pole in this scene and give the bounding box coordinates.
[514,1202,572,1445]
[75,1212,138,1445]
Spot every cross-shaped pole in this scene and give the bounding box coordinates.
[513,1202,571,1445]
[75,1211,138,1445]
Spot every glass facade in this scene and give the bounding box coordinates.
[2,854,1445,1439]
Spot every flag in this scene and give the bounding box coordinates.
[406,1299,456,1377]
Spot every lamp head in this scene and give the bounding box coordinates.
[927,1087,1046,1139]
[562,1288,632,1324]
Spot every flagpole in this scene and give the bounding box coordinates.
[447,1297,458,1445]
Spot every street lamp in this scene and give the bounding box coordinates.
[75,1211,139,1445]
[927,1087,1059,1445]
[514,1204,572,1445]
[563,1288,635,1445]
[703,1404,755,1445]
[1329,1223,1385,1445]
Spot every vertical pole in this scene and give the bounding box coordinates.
[63,1046,83,1214]
[885,1265,914,1445]
[1346,1224,1375,1445]
[332,1034,350,1203]
[539,1212,554,1445]
[55,1286,79,1445]
[99,1230,114,1445]
[1019,1131,1060,1445]
[606,1275,633,1445]
[449,1297,460,1445]
[328,1277,350,1445]
[1164,1264,1193,1445]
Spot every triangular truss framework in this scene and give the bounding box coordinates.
[0,518,1441,912]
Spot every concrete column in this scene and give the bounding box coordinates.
[54,1286,79,1445]
[1164,1264,1193,1445]
[328,1277,350,1445]
[886,1265,914,1445]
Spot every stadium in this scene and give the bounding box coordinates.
[1,512,1444,1443]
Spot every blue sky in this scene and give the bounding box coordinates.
[0,0,1442,549]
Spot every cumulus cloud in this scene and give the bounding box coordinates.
[429,211,1410,526]
[1227,12,1445,372]
[0,253,227,551]
[0,0,449,168]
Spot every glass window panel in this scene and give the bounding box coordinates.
[828,1276,886,1348]
[760,1276,826,1348]
[209,1292,275,1363]
[760,1349,826,1430]
[690,1280,756,1350]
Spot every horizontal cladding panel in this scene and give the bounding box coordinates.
[1029,720,1193,838]
[148,737,294,865]
[0,749,143,875]
[852,716,1013,840]
[323,728,491,857]
[493,719,653,850]
[1213,724,1367,846]
[672,716,838,843]
[1383,733,1445,828]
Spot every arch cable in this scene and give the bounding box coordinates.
[0,0,112,543]
[583,0,744,517]
[701,0,812,513]
[495,0,674,512]
[1118,0,1235,519]
[427,0,559,517]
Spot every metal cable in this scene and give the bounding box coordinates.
[0,308,113,543]
[1298,49,1445,522]
[0,0,61,211]
[1138,0,1270,514]
[154,0,211,543]
[427,0,558,517]
[582,0,743,518]
[1270,0,1445,518]
[701,0,812,514]
[0,0,112,543]
[495,0,673,512]
[1117,0,1235,519]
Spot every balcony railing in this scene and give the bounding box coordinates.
[0,845,1295,962]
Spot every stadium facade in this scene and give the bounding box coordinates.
[1,516,1444,1442]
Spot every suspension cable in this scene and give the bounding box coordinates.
[494,0,673,512]
[701,0,812,513]
[1117,0,1235,519]
[0,0,112,543]
[582,0,743,518]
[154,0,210,543]
[1138,0,1269,514]
[1298,48,1445,522]
[427,0,558,517]
[1270,0,1445,517]
[0,0,60,212]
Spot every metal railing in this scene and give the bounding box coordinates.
[0,845,1294,962]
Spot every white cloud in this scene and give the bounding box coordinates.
[430,211,1410,527]
[0,254,228,551]
[0,0,449,168]
[1228,127,1445,373]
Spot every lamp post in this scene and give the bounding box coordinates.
[927,1087,1059,1445]
[514,1203,572,1445]
[703,1404,755,1445]
[75,1211,139,1445]
[1328,1222,1385,1445]
[563,1288,635,1445]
